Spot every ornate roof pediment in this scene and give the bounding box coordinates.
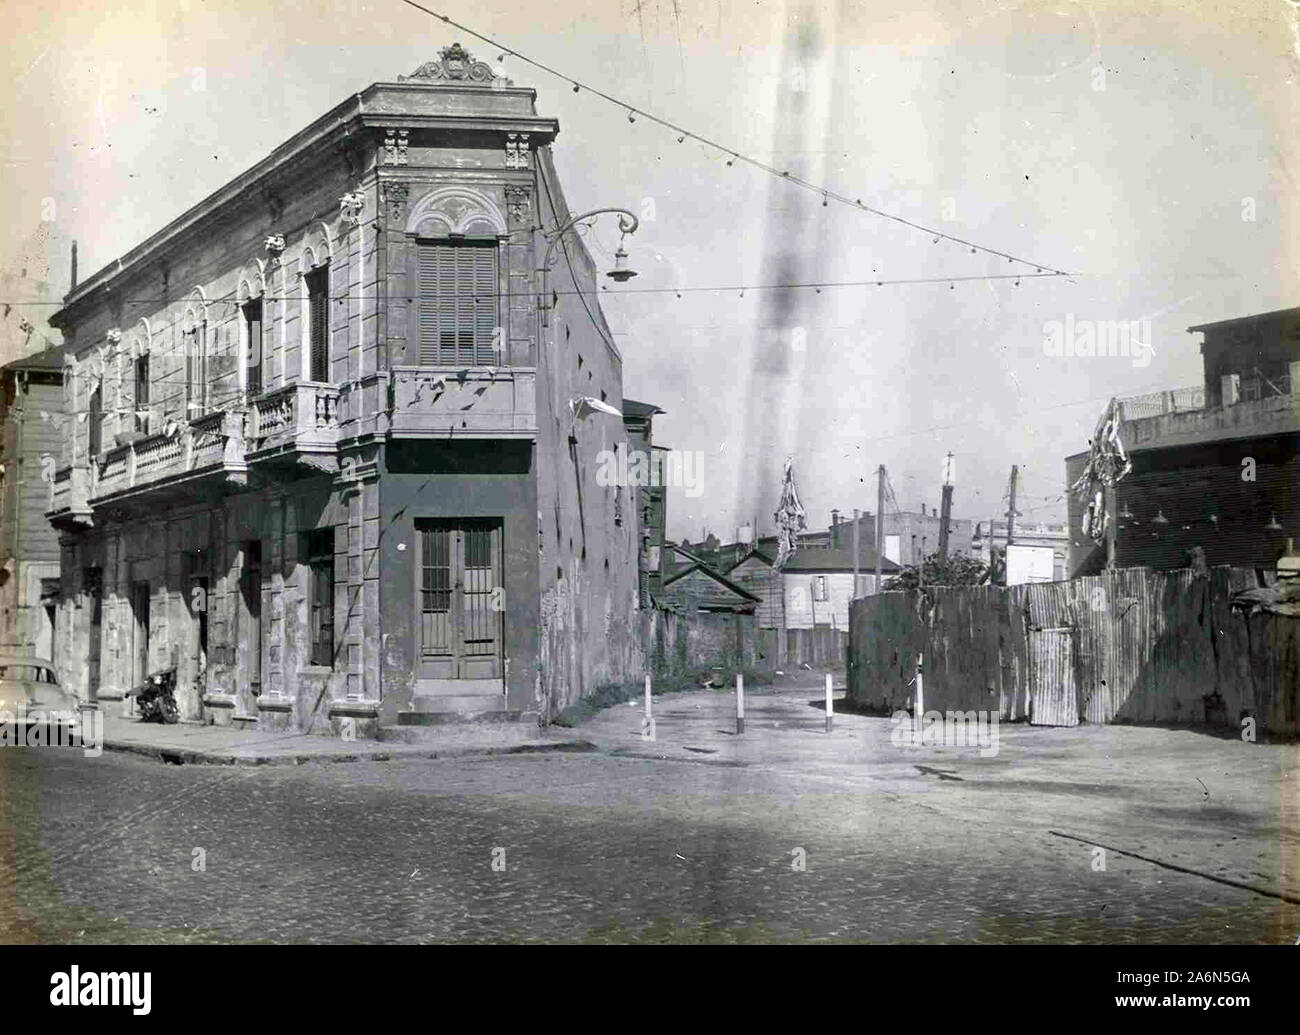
[399,44,511,86]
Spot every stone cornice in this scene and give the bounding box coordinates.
[52,83,558,329]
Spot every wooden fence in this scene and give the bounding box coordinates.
[847,566,1300,735]
[649,607,756,679]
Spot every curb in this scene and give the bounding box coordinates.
[99,737,597,767]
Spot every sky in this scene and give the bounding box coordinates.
[1,0,1296,542]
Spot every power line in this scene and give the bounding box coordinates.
[394,0,1070,277]
[535,157,621,357]
[0,269,1061,311]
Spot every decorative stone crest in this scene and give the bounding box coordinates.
[384,128,409,166]
[505,133,530,170]
[383,182,410,225]
[264,234,286,257]
[503,185,531,223]
[339,191,365,228]
[105,328,122,346]
[399,44,508,85]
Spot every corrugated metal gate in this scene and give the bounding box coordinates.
[1028,627,1078,726]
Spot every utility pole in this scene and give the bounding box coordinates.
[1006,465,1019,547]
[938,452,955,558]
[875,465,885,593]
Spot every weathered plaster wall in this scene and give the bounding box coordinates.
[52,473,354,731]
[531,147,643,718]
[1,371,63,652]
[652,608,756,678]
[378,440,539,720]
[56,143,377,469]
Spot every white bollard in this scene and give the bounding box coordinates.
[825,672,833,733]
[914,652,924,742]
[736,673,745,735]
[642,673,655,740]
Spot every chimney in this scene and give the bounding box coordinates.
[920,503,926,516]
[70,241,78,292]
[831,509,841,547]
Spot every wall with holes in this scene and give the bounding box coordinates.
[532,146,643,719]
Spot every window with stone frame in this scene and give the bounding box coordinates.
[87,382,102,457]
[185,321,208,413]
[415,239,499,366]
[243,298,263,397]
[305,266,329,382]
[304,528,334,668]
[134,353,150,433]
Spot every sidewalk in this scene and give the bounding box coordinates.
[97,711,591,766]
[574,674,1300,906]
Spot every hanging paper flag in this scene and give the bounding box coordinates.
[1070,397,1132,544]
[773,455,807,569]
[570,396,623,421]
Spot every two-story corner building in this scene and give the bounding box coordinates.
[1066,305,1300,576]
[44,44,643,734]
[1,345,67,657]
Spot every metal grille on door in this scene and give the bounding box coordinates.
[417,519,503,681]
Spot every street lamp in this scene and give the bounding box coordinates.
[539,208,639,325]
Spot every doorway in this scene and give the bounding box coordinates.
[241,541,262,695]
[131,581,150,687]
[415,519,503,686]
[84,568,102,699]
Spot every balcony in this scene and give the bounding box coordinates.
[246,381,342,473]
[1120,383,1299,452]
[374,367,537,440]
[47,409,250,524]
[46,463,93,530]
[1116,385,1205,421]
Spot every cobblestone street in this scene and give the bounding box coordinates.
[2,677,1296,944]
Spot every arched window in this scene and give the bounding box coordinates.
[88,382,103,458]
[306,264,329,382]
[186,318,208,413]
[134,351,150,432]
[242,298,264,395]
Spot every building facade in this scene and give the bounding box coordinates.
[1,347,66,656]
[971,520,1068,581]
[621,398,667,607]
[45,45,643,734]
[1067,306,1299,576]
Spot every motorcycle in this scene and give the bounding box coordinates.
[130,668,180,724]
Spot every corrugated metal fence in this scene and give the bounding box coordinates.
[847,566,1299,735]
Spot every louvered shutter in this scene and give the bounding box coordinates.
[416,242,498,365]
[244,299,262,395]
[308,266,329,382]
[471,246,497,364]
[88,385,102,457]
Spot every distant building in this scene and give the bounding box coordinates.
[0,345,66,658]
[621,398,666,607]
[1067,305,1299,575]
[727,537,898,667]
[820,506,976,568]
[660,545,759,614]
[972,520,1068,581]
[649,543,758,675]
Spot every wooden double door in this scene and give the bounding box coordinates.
[416,520,503,683]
